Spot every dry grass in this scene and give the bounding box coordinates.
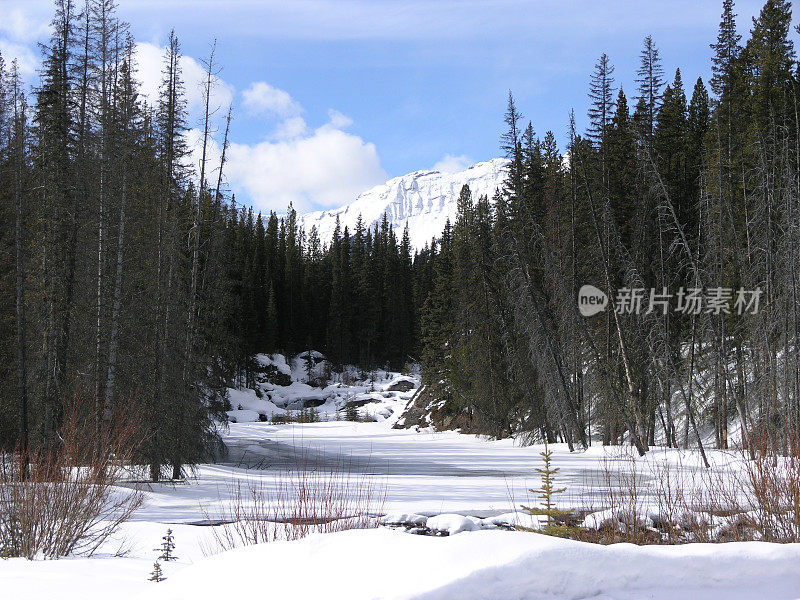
[573,451,659,544]
[202,447,385,554]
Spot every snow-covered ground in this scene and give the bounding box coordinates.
[3,353,799,599]
[150,528,800,600]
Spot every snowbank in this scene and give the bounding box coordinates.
[380,510,544,533]
[147,528,800,600]
[381,512,429,526]
[425,513,482,534]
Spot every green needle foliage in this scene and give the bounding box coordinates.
[149,562,165,582]
[155,529,178,562]
[521,443,576,537]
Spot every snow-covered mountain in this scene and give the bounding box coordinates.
[299,158,509,251]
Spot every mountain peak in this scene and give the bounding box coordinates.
[299,158,509,251]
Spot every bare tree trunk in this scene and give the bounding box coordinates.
[185,41,216,383]
[12,72,29,471]
[198,104,232,317]
[103,169,126,431]
[684,315,710,466]
[576,151,648,455]
[94,0,117,434]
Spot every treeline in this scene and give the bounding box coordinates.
[0,0,237,478]
[0,0,420,474]
[225,207,416,382]
[419,0,800,458]
[5,0,797,472]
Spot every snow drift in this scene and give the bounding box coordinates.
[147,528,800,600]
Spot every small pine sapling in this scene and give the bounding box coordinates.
[149,562,165,582]
[344,403,359,422]
[155,529,178,561]
[305,350,314,385]
[521,442,576,537]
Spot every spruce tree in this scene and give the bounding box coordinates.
[155,529,178,561]
[686,77,710,227]
[635,35,665,139]
[587,53,616,152]
[710,0,742,99]
[521,442,574,537]
[654,69,689,229]
[606,88,637,249]
[327,218,352,365]
[420,220,455,396]
[149,562,165,582]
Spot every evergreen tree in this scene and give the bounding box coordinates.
[420,220,455,396]
[521,442,575,537]
[686,77,710,226]
[327,218,352,365]
[606,88,637,249]
[635,35,665,139]
[149,562,165,582]
[710,0,742,99]
[587,54,616,154]
[155,529,178,561]
[654,69,689,229]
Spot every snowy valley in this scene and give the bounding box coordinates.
[4,355,800,599]
[4,0,800,598]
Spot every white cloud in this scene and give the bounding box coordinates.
[133,42,163,108]
[433,154,473,174]
[271,116,309,140]
[0,39,39,79]
[133,42,234,123]
[0,6,50,43]
[0,4,49,80]
[134,42,384,214]
[225,115,386,213]
[326,109,353,130]
[185,127,224,187]
[242,81,302,118]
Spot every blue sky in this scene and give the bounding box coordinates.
[0,0,786,214]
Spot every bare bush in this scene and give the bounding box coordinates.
[578,439,800,544]
[576,451,658,544]
[647,454,746,543]
[203,447,385,554]
[0,392,143,559]
[737,434,800,542]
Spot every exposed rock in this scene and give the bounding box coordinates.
[388,378,416,392]
[394,385,477,432]
[344,396,381,409]
[394,386,431,429]
[301,398,327,408]
[285,397,327,409]
[257,364,292,387]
